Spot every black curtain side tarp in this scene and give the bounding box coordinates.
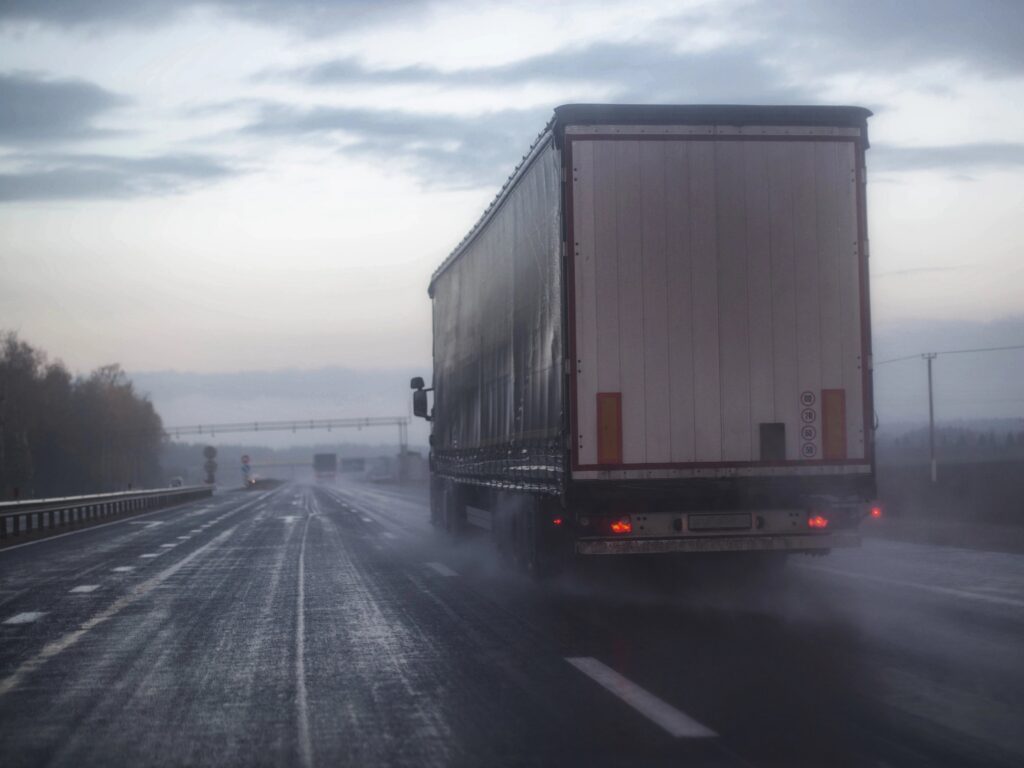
[430,139,564,493]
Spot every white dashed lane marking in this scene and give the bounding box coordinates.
[69,585,100,594]
[566,657,717,739]
[159,544,176,548]
[3,612,46,625]
[139,553,162,559]
[111,567,134,573]
[426,562,457,577]
[0,526,240,699]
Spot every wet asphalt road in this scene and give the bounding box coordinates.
[1,482,1022,767]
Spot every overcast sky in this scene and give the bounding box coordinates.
[2,0,1023,388]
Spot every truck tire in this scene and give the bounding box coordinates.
[442,481,465,539]
[429,476,446,528]
[516,497,563,580]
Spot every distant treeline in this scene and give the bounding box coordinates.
[0,333,163,500]
[877,425,1024,464]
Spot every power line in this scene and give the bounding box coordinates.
[875,343,1024,367]
[937,343,1024,357]
[874,353,921,366]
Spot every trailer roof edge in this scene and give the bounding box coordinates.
[427,104,872,295]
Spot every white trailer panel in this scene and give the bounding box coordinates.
[570,134,866,478]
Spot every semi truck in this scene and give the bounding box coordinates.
[412,104,880,575]
[312,453,338,483]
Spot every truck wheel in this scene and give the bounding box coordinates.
[429,477,445,528]
[518,498,563,581]
[442,481,465,539]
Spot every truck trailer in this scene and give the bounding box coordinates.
[412,104,879,575]
[312,453,338,483]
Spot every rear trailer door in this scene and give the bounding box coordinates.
[567,126,870,480]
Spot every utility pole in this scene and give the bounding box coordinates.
[923,353,938,483]
[874,343,1024,485]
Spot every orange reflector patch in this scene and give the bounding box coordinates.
[596,392,623,465]
[821,389,847,460]
[610,516,632,534]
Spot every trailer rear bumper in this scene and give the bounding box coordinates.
[575,532,860,556]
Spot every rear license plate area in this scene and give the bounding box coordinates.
[687,513,752,532]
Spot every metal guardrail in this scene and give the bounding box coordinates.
[0,486,213,543]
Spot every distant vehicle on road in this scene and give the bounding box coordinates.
[169,476,184,488]
[313,453,338,483]
[413,104,881,576]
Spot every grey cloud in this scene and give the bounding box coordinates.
[756,0,1024,77]
[0,0,426,33]
[293,41,813,104]
[243,103,547,187]
[873,143,1024,172]
[253,41,815,186]
[0,152,237,202]
[0,72,125,144]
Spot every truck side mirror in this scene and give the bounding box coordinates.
[412,389,430,420]
[410,376,425,390]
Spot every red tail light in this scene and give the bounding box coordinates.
[552,517,563,526]
[870,504,883,519]
[807,514,829,529]
[610,516,632,534]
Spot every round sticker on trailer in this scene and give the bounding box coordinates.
[801,442,817,457]
[801,408,817,423]
[801,425,817,441]
[800,391,816,406]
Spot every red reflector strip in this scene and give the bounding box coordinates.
[596,392,623,465]
[821,389,847,460]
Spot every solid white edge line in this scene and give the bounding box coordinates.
[0,501,194,553]
[566,657,717,739]
[426,562,457,577]
[0,526,238,697]
[294,514,313,768]
[0,488,280,554]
